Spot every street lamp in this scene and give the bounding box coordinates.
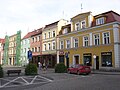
[93,55,96,71]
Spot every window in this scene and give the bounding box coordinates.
[63,28,68,34]
[35,37,37,42]
[38,36,40,41]
[103,32,110,44]
[81,20,86,29]
[75,22,80,31]
[74,38,78,48]
[53,31,55,37]
[60,41,64,49]
[96,17,104,25]
[48,32,50,38]
[38,47,40,52]
[48,43,51,50]
[66,40,70,49]
[83,53,92,66]
[35,47,37,52]
[32,38,34,42]
[44,33,46,39]
[32,48,34,52]
[101,52,112,67]
[24,48,26,53]
[83,36,89,46]
[44,44,46,51]
[52,41,55,50]
[94,34,100,45]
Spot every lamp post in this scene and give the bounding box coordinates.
[93,55,96,71]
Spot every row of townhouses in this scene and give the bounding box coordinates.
[0,10,120,70]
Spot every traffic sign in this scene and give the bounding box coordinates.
[28,50,32,60]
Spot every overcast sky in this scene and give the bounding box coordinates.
[0,0,120,38]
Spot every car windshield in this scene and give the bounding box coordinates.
[75,64,84,68]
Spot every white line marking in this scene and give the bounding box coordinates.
[30,76,37,84]
[37,75,53,82]
[20,77,29,85]
[2,77,20,87]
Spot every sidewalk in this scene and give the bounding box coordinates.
[38,68,120,76]
[91,70,120,75]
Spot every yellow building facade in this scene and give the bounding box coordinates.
[57,11,120,70]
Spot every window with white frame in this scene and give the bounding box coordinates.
[83,36,89,46]
[44,44,46,51]
[60,41,64,49]
[48,43,51,50]
[74,38,78,48]
[96,17,104,25]
[44,33,46,39]
[48,32,50,38]
[63,28,68,34]
[32,48,34,52]
[38,36,40,41]
[53,31,55,37]
[94,34,100,45]
[66,40,70,49]
[52,41,55,50]
[75,22,80,31]
[103,32,110,44]
[81,20,86,29]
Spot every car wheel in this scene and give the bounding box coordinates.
[67,70,71,74]
[77,71,80,75]
[86,73,90,75]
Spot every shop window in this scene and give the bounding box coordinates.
[83,53,92,66]
[101,52,112,67]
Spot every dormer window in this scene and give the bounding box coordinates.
[81,20,86,29]
[96,17,104,25]
[63,28,68,34]
[75,22,80,31]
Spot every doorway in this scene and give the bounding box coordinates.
[74,55,79,65]
[96,56,99,70]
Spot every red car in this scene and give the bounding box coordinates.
[67,64,91,75]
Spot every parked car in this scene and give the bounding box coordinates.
[67,64,91,75]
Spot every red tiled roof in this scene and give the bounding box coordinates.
[22,28,43,39]
[0,38,5,43]
[22,31,34,39]
[92,10,120,27]
[31,28,42,37]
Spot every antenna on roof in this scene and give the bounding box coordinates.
[27,27,29,33]
[81,3,83,12]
